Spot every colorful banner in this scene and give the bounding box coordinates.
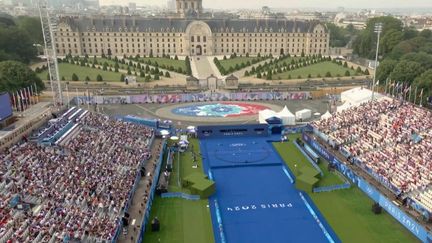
[73,91,311,105]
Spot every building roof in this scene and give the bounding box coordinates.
[58,16,326,33]
[225,74,238,81]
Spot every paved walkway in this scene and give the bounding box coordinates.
[118,137,164,243]
[190,56,222,79]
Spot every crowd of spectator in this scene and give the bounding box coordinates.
[0,111,154,242]
[312,99,432,197]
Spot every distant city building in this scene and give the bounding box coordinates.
[54,0,330,57]
[176,0,202,18]
[167,0,176,11]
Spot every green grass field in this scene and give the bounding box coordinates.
[144,139,215,243]
[139,57,186,71]
[219,57,257,71]
[38,63,123,82]
[143,197,214,243]
[273,134,343,187]
[273,61,357,79]
[275,134,419,243]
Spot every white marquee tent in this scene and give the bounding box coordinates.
[278,106,296,125]
[258,106,296,125]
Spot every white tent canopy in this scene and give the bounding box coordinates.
[321,111,332,120]
[259,109,278,124]
[277,106,296,125]
[295,109,312,120]
[258,106,297,125]
[341,87,383,106]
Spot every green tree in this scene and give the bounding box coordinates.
[413,70,432,105]
[376,59,397,82]
[401,52,432,69]
[353,16,403,58]
[244,70,249,76]
[390,61,425,84]
[266,72,272,80]
[344,70,351,76]
[0,61,44,92]
[15,16,43,44]
[256,72,262,78]
[0,25,37,63]
[145,75,151,82]
[127,66,132,75]
[154,74,160,80]
[72,73,79,81]
[120,74,125,82]
[165,71,170,78]
[185,56,192,75]
[381,29,404,54]
[96,74,103,82]
[102,62,108,71]
[325,71,332,77]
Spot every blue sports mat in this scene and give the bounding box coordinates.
[200,136,340,243]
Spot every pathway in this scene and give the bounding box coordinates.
[118,138,164,243]
[190,56,222,79]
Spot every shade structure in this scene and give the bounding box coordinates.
[160,130,170,136]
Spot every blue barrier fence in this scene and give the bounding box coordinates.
[161,192,200,200]
[136,140,167,243]
[302,132,432,243]
[313,183,351,193]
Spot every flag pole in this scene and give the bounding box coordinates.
[420,89,424,107]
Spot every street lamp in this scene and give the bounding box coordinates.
[371,23,383,101]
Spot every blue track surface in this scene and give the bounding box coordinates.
[200,136,339,243]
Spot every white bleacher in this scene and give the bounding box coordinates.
[312,99,432,195]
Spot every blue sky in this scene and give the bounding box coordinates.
[99,0,432,9]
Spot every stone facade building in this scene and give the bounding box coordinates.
[54,0,329,57]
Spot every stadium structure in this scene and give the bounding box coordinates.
[1,86,432,242]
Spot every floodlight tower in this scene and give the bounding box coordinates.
[38,0,63,107]
[371,22,383,101]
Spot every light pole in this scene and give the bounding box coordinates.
[372,23,383,101]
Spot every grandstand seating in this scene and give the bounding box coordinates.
[0,109,154,242]
[312,99,432,212]
[413,188,432,214]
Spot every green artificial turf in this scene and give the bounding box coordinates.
[274,134,419,243]
[273,134,343,187]
[310,188,419,243]
[144,138,215,243]
[143,197,214,243]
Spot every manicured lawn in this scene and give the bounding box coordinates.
[139,57,186,72]
[274,133,419,243]
[274,61,358,79]
[38,63,123,82]
[273,134,343,187]
[144,138,215,243]
[219,57,257,71]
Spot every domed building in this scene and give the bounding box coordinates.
[54,0,330,57]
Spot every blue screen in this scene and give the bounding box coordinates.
[0,93,13,121]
